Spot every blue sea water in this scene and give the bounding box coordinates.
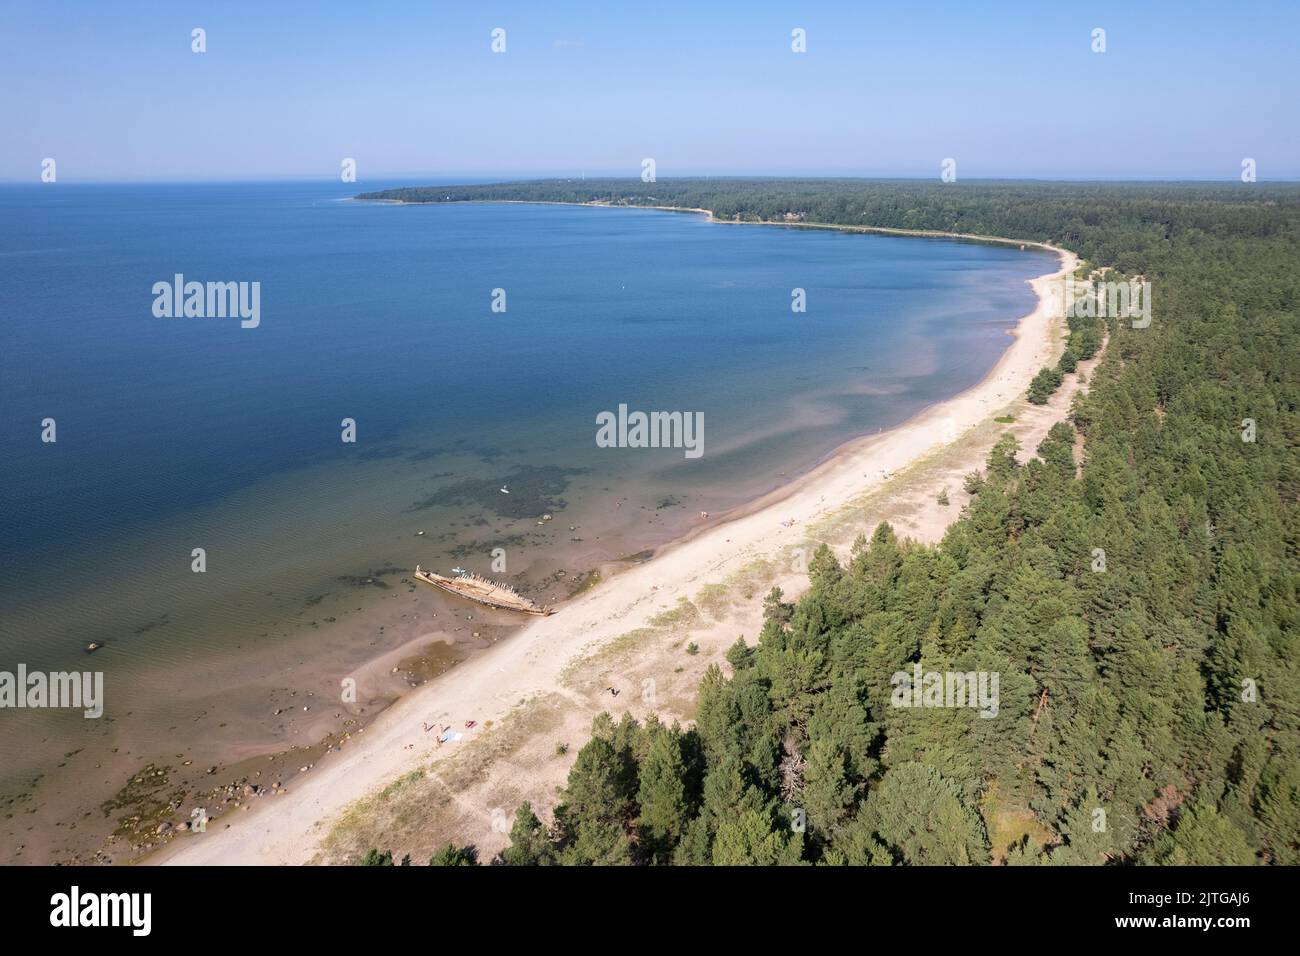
[0,177,1059,661]
[1,181,1048,570]
[0,181,1054,856]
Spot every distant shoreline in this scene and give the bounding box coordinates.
[362,194,1066,256]
[159,201,1078,865]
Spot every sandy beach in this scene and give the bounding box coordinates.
[158,224,1083,866]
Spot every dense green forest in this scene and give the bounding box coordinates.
[359,180,1300,865]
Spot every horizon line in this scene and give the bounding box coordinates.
[5,174,1300,187]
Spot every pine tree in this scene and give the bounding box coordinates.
[429,844,479,866]
[637,725,693,862]
[863,763,990,865]
[499,802,555,866]
[552,734,637,865]
[711,809,802,865]
[1141,800,1257,865]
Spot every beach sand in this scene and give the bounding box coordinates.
[157,231,1084,866]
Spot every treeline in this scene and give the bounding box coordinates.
[357,177,1298,269]
[1029,302,1106,405]
[360,180,1299,865]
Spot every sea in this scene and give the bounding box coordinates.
[0,180,1055,861]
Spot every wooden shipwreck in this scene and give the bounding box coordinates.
[413,566,553,616]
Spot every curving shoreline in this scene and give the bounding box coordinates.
[157,214,1080,865]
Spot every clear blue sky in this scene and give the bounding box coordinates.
[3,0,1296,182]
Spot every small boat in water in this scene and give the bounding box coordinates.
[413,565,552,615]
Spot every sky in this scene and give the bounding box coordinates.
[2,0,1297,182]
